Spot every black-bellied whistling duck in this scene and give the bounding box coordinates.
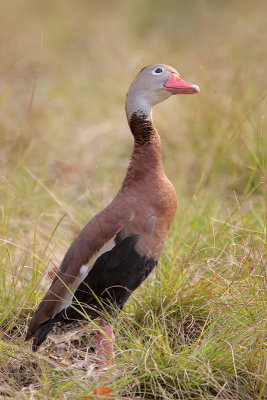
[26,64,199,365]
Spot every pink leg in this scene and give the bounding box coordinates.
[96,319,115,368]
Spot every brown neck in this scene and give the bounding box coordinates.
[129,112,156,145]
[122,112,163,186]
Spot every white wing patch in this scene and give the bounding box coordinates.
[52,238,116,317]
[79,265,89,276]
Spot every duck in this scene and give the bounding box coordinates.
[26,64,199,365]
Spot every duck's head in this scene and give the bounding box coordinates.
[126,64,200,120]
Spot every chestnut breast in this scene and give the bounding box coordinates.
[119,173,177,260]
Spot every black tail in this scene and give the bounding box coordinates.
[32,312,65,351]
[31,305,99,351]
[32,321,55,351]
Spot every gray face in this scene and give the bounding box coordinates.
[125,64,199,120]
[138,64,178,89]
[126,64,176,119]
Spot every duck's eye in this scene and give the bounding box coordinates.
[152,67,164,75]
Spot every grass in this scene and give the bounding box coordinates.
[0,0,266,398]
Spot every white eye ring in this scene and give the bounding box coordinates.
[152,67,164,75]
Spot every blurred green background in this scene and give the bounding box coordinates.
[1,0,266,256]
[0,0,266,252]
[1,2,265,178]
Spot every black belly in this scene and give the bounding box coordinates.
[64,234,157,320]
[32,233,158,350]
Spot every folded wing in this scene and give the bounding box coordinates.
[26,202,133,342]
[31,229,157,350]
